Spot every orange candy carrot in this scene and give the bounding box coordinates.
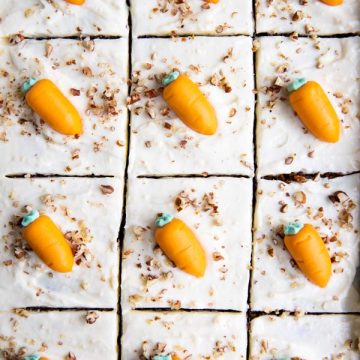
[287,78,340,143]
[153,355,180,360]
[319,0,343,5]
[22,78,83,136]
[284,223,332,288]
[162,72,218,135]
[21,210,74,273]
[154,213,207,277]
[64,0,86,5]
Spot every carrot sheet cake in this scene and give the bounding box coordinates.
[1,0,360,358]
[0,177,122,310]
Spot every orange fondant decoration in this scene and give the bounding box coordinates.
[25,79,83,136]
[172,356,181,360]
[284,224,331,288]
[320,0,343,5]
[40,358,50,360]
[289,81,340,142]
[206,0,220,3]
[163,75,218,135]
[155,218,206,277]
[22,215,74,273]
[65,0,85,5]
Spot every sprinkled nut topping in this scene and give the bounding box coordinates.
[66,352,77,360]
[85,311,99,324]
[100,185,115,195]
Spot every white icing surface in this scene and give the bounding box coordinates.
[122,311,247,360]
[256,0,360,35]
[121,177,252,311]
[0,0,128,37]
[129,36,255,176]
[0,177,123,309]
[0,310,117,359]
[256,36,360,177]
[0,38,128,176]
[251,174,360,312]
[250,314,360,360]
[131,0,253,36]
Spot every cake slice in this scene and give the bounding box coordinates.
[131,0,253,36]
[0,310,117,359]
[0,177,123,309]
[121,177,252,311]
[0,38,128,176]
[250,314,360,360]
[129,36,255,176]
[256,0,360,35]
[0,0,128,37]
[122,310,247,360]
[251,174,360,312]
[256,36,360,177]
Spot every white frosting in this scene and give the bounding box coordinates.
[121,177,252,311]
[128,36,255,177]
[0,310,117,359]
[0,177,123,309]
[250,314,360,360]
[256,36,360,177]
[0,0,128,37]
[131,0,253,36]
[122,310,247,359]
[0,38,128,176]
[251,174,360,312]
[256,0,360,35]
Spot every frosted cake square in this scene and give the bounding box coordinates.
[122,310,247,360]
[251,174,360,312]
[256,36,360,177]
[250,314,360,360]
[128,36,254,176]
[0,38,128,176]
[131,0,253,36]
[0,0,128,37]
[121,177,252,311]
[256,0,360,35]
[0,310,117,359]
[0,177,123,309]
